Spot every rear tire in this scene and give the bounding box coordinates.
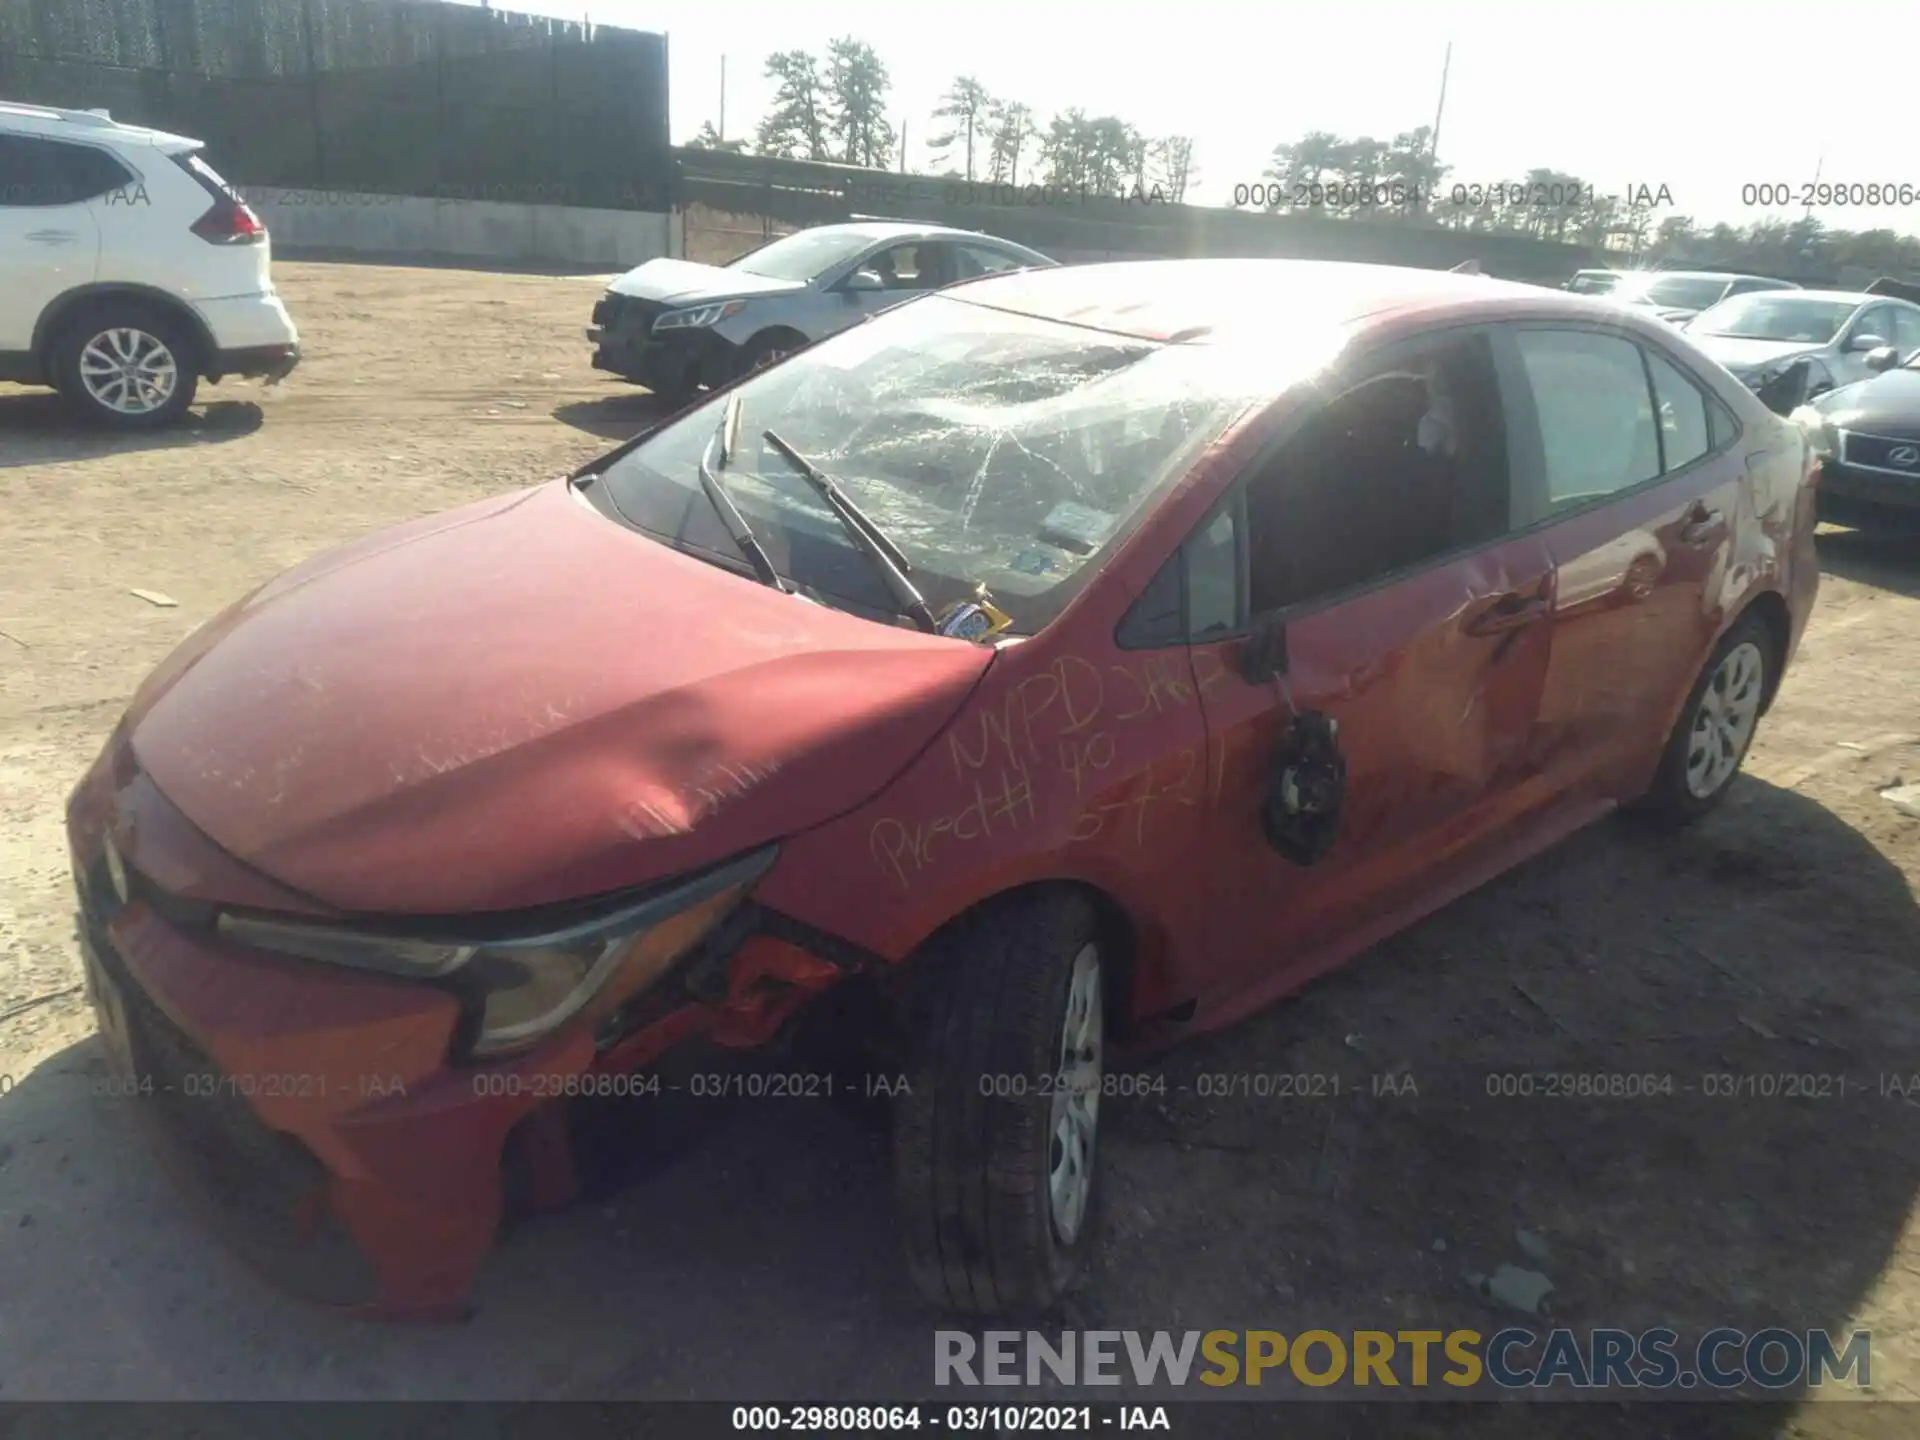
[894,892,1106,1315]
[1635,612,1772,829]
[52,305,199,431]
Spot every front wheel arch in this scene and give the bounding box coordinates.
[734,327,811,375]
[886,879,1142,1041]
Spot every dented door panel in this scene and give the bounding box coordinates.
[1530,460,1744,801]
[1191,531,1556,1014]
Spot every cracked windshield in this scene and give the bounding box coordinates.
[597,296,1257,631]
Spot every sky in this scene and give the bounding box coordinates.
[477,0,1920,239]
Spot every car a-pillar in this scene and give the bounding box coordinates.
[891,882,1138,1315]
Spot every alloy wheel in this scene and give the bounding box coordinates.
[1047,943,1102,1245]
[1685,640,1764,798]
[78,328,179,415]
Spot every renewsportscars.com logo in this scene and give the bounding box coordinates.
[935,1328,1872,1391]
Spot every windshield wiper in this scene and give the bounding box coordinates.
[697,395,787,592]
[760,428,938,633]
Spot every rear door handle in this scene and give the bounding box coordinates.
[1464,591,1549,636]
[1678,503,1723,545]
[26,229,78,244]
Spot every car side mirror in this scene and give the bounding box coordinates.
[1755,358,1813,417]
[1848,332,1888,354]
[1865,345,1899,373]
[1239,611,1289,683]
[842,269,884,293]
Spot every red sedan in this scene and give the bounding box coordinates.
[66,259,1821,1319]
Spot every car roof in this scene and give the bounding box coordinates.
[0,98,197,150]
[822,219,1013,242]
[1774,288,1907,305]
[948,258,1585,343]
[835,218,1049,253]
[1621,269,1791,283]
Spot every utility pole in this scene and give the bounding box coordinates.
[1803,148,1824,221]
[966,111,974,182]
[1416,42,1450,221]
[719,55,727,141]
[899,119,908,173]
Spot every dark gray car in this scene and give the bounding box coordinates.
[587,222,1056,404]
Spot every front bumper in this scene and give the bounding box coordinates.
[65,749,851,1319]
[587,323,737,395]
[586,291,741,395]
[1817,461,1920,529]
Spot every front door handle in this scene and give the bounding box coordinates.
[1464,591,1549,636]
[1678,502,1723,545]
[26,229,78,244]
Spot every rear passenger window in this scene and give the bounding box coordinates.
[1645,351,1711,471]
[1514,330,1660,507]
[0,136,132,206]
[50,142,133,202]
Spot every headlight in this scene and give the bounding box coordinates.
[653,300,747,333]
[215,846,775,1058]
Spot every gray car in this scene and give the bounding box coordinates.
[587,222,1057,404]
[1606,269,1798,325]
[1683,288,1920,399]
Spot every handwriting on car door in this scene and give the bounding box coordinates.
[867,652,1235,888]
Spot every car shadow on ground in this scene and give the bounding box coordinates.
[1816,525,1920,598]
[0,391,265,471]
[552,392,675,442]
[0,777,1913,1427]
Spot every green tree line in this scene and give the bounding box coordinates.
[689,55,1918,274]
[686,43,1198,202]
[1258,130,1920,275]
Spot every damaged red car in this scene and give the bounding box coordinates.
[67,258,1821,1320]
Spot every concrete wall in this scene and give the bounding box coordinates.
[250,190,676,268]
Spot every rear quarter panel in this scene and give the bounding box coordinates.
[90,141,272,302]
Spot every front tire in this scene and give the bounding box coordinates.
[732,330,803,381]
[1637,613,1772,827]
[894,892,1107,1315]
[52,306,199,430]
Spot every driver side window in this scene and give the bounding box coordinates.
[1853,306,1897,349]
[864,242,949,292]
[1240,330,1513,617]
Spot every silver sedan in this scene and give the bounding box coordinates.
[587,222,1057,405]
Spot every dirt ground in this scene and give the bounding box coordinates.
[1,260,1918,1429]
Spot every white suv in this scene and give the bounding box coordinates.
[0,101,300,429]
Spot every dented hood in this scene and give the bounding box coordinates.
[124,482,992,915]
[608,257,805,306]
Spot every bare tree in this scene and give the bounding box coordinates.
[825,37,894,170]
[688,120,747,155]
[929,77,993,180]
[755,50,830,160]
[982,100,1037,185]
[1147,136,1197,203]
